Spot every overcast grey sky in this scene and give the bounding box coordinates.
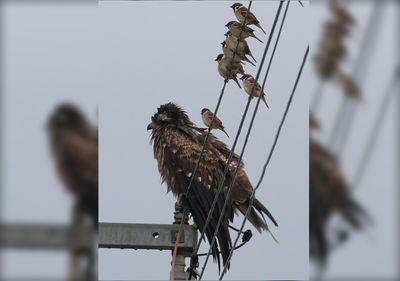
[1,0,398,280]
[2,1,310,280]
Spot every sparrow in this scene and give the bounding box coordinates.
[224,31,257,63]
[225,21,263,43]
[240,74,269,108]
[201,108,229,137]
[230,3,266,34]
[331,1,355,25]
[221,41,255,66]
[215,54,243,88]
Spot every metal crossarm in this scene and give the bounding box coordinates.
[99,222,197,252]
[0,223,92,251]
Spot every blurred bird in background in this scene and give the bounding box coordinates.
[47,103,98,228]
[309,116,370,268]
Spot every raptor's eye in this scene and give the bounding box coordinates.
[56,113,68,124]
[157,113,171,122]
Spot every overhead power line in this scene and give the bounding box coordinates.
[352,66,400,189]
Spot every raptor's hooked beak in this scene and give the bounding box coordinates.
[147,122,154,131]
[230,5,235,9]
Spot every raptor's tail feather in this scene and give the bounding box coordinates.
[237,198,278,238]
[341,197,371,229]
[253,197,278,227]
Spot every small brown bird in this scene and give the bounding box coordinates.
[331,1,355,26]
[225,21,263,43]
[225,31,257,63]
[230,3,266,34]
[240,74,269,108]
[221,41,255,66]
[339,72,361,99]
[201,108,229,137]
[47,103,98,228]
[215,54,243,88]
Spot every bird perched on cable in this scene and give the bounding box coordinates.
[221,41,255,66]
[309,135,370,267]
[201,108,229,138]
[225,31,257,63]
[230,3,266,34]
[47,103,98,228]
[147,102,278,271]
[240,74,269,108]
[215,54,244,89]
[225,21,263,43]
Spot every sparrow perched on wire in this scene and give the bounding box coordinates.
[215,54,244,88]
[224,31,257,63]
[201,108,229,137]
[221,41,255,66]
[225,21,263,43]
[240,74,269,108]
[230,3,266,34]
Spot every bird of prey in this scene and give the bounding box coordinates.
[147,103,277,271]
[225,21,263,43]
[240,74,269,108]
[224,31,257,63]
[215,54,244,89]
[309,135,370,267]
[221,41,256,66]
[201,108,229,137]
[230,3,266,34]
[47,103,98,228]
